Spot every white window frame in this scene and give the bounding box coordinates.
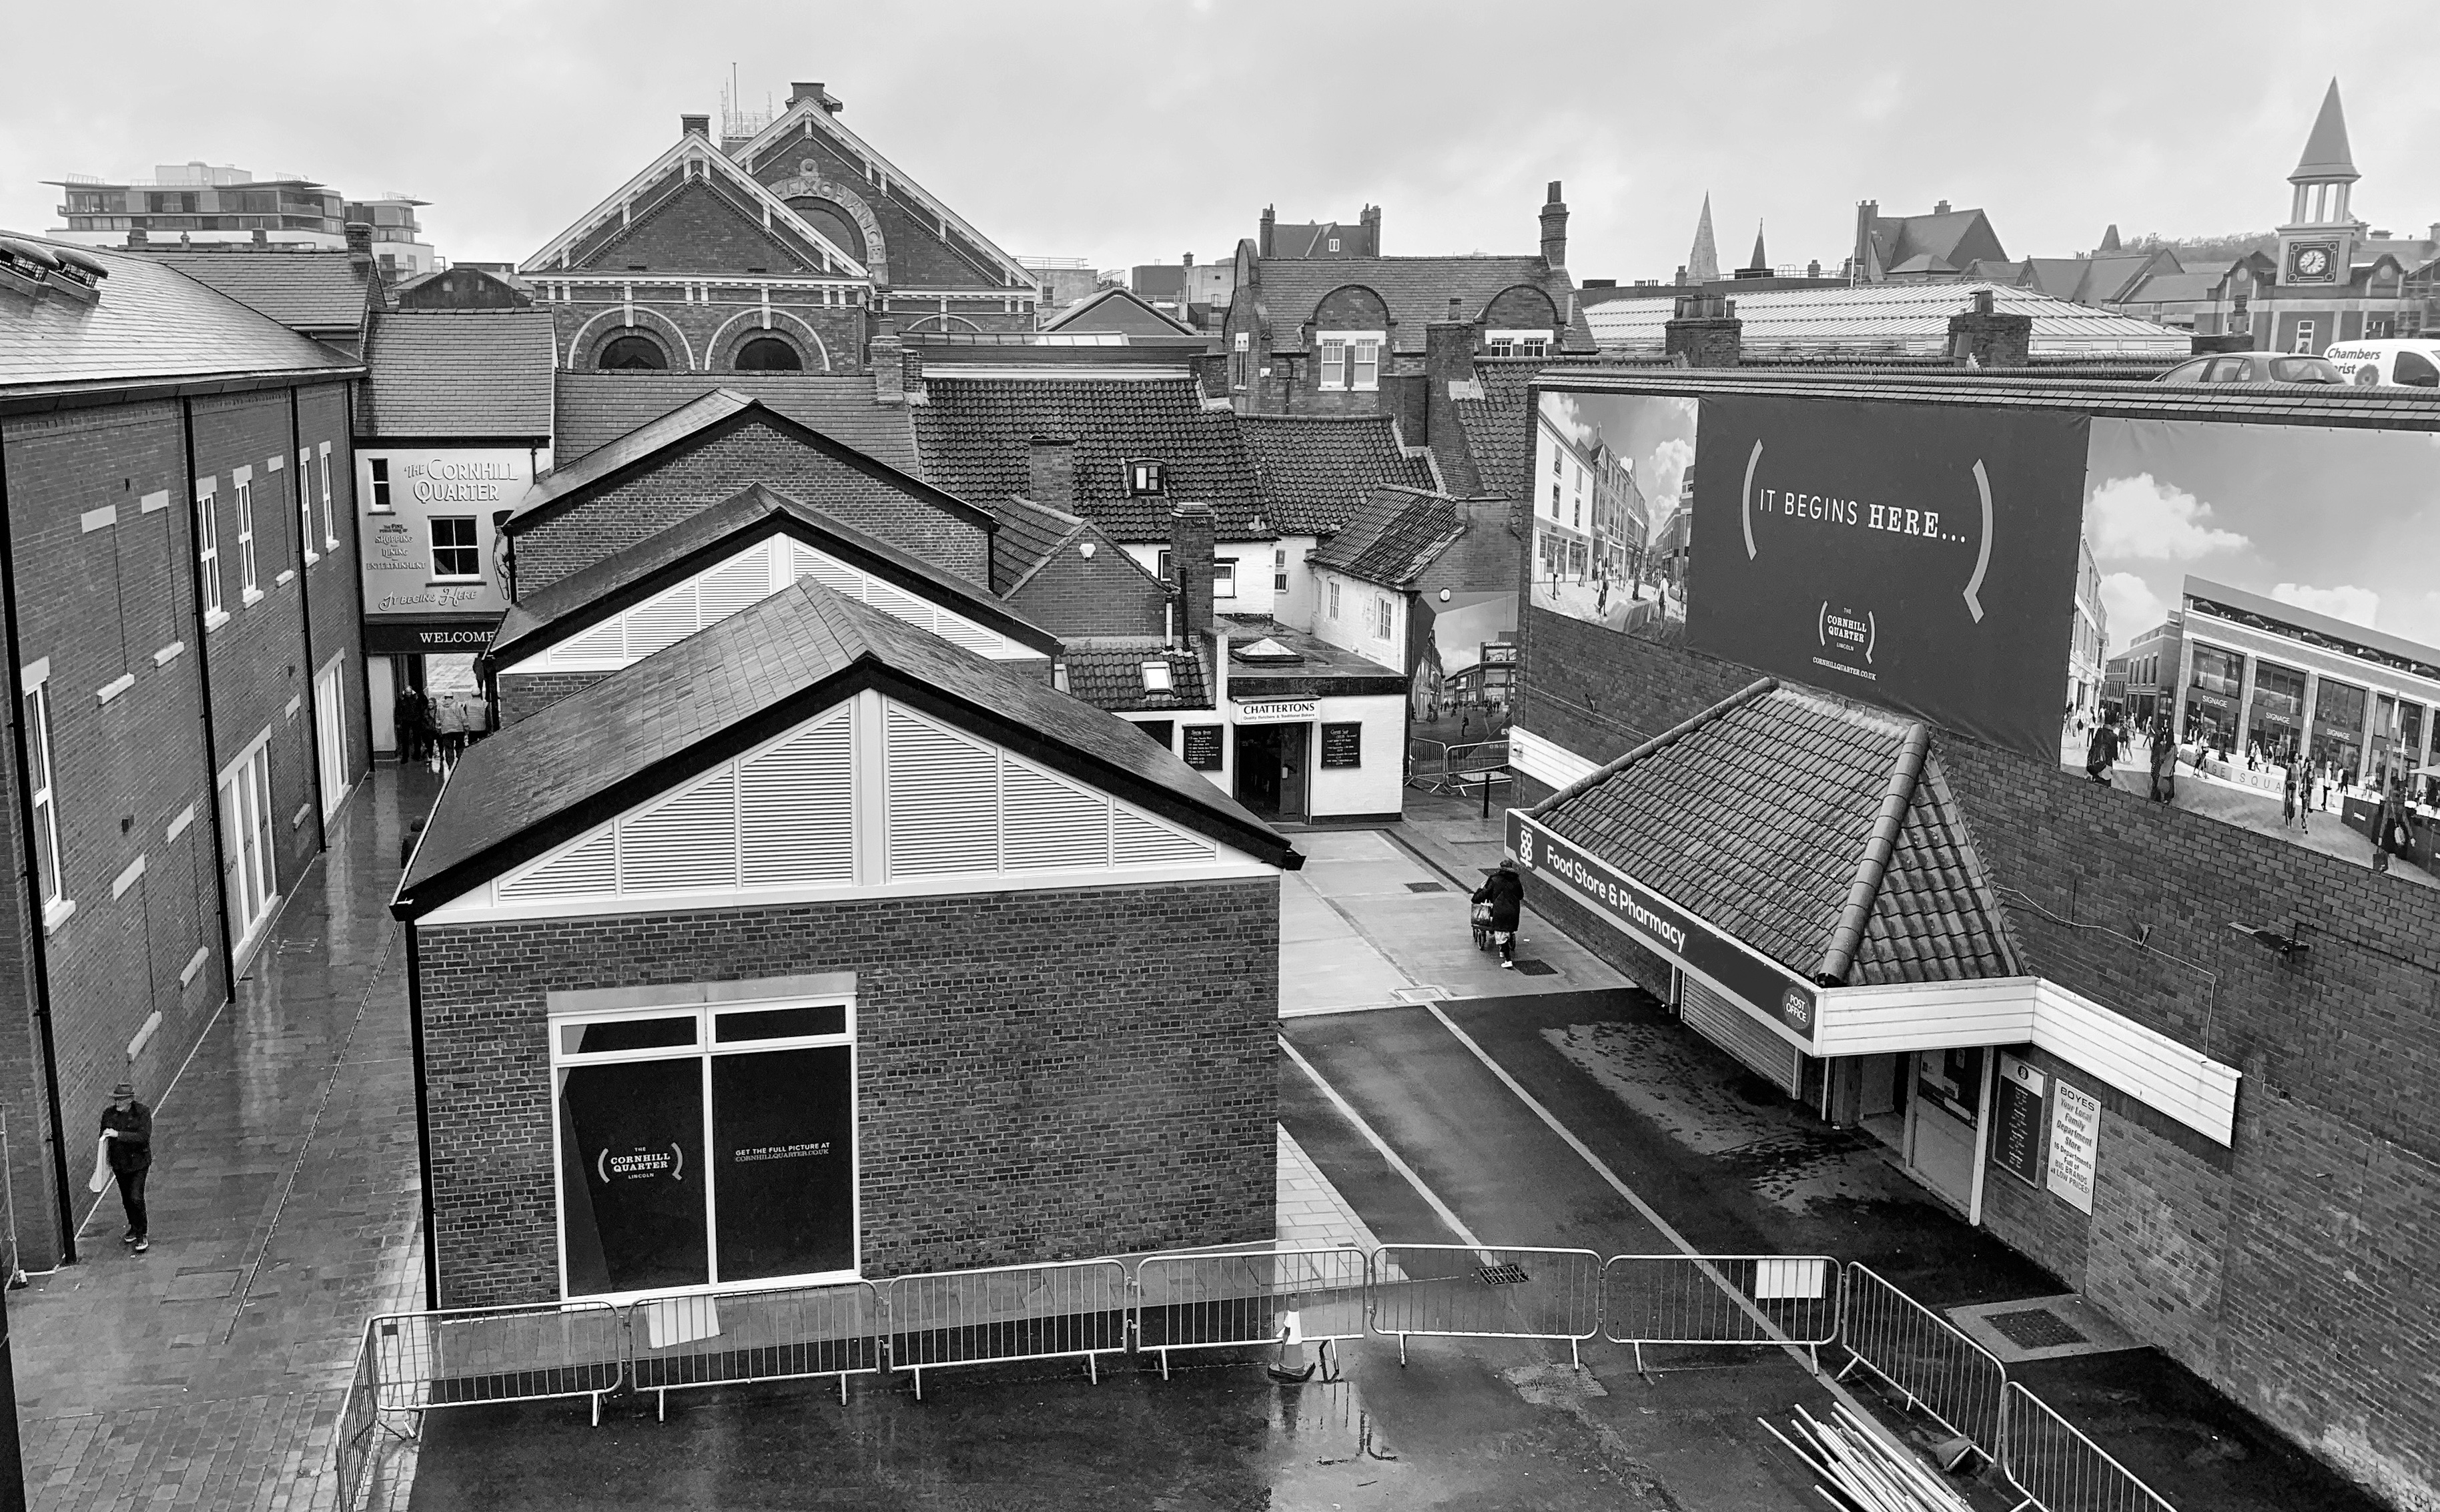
[218,729,279,954]
[318,442,338,550]
[313,655,350,818]
[1487,330,1551,358]
[429,516,482,582]
[2293,320,2316,354]
[21,661,67,929]
[1212,560,1237,600]
[298,452,320,565]
[1140,661,1174,693]
[1350,336,1380,390]
[367,455,394,514]
[1328,579,1341,619]
[548,994,860,1303]
[1374,594,1395,642]
[234,470,261,603]
[196,481,226,628]
[1319,339,1346,390]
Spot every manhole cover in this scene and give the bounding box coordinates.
[1406,881,1447,893]
[1508,959,1557,976]
[1477,1262,1531,1286]
[1988,1307,2088,1349]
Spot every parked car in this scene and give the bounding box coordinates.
[2156,352,2347,385]
[2321,338,2440,388]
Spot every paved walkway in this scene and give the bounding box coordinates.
[11,765,433,1512]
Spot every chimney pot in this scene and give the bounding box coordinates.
[681,113,712,138]
[1933,199,1951,215]
[126,227,148,249]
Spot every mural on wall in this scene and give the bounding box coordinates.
[1531,391,1697,643]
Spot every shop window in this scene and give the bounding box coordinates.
[430,517,481,581]
[195,486,225,626]
[2291,320,2315,354]
[598,333,671,370]
[21,669,63,924]
[552,996,856,1297]
[369,456,394,513]
[734,336,802,371]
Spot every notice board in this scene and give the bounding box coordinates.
[1320,721,1363,768]
[2046,1080,2101,1214]
[1991,1054,2045,1188]
[1182,724,1224,771]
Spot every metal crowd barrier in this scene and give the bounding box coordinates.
[1601,1253,1841,1375]
[2000,1381,2176,1512]
[883,1259,1130,1399]
[1132,1244,1367,1379]
[366,1298,626,1426]
[1836,1262,2008,1465]
[1404,738,1512,793]
[625,1280,883,1415]
[332,1321,382,1512]
[1368,1244,1603,1368]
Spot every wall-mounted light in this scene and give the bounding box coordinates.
[1439,588,1452,603]
[1078,540,1096,558]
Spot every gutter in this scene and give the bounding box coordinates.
[0,364,368,419]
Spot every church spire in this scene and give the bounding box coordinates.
[1747,220,1769,274]
[2291,78,2359,183]
[1687,194,1719,284]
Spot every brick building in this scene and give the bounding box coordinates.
[394,581,1295,1307]
[1509,368,2440,1506]
[0,234,370,1266]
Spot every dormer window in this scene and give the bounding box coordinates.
[1318,332,1382,391]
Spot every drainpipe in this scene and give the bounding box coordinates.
[0,431,79,1266]
[179,400,239,1012]
[287,391,326,832]
[404,917,437,1310]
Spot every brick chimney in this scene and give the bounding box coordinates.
[1360,204,1382,255]
[789,82,843,114]
[1170,503,1216,647]
[1665,294,1741,367]
[345,222,373,268]
[125,227,147,250]
[680,113,712,138]
[1028,436,1078,510]
[1853,200,1880,282]
[870,323,904,402]
[1260,206,1276,259]
[1539,181,1569,269]
[1947,289,2031,368]
[1424,318,1484,493]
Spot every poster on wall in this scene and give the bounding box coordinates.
[1531,392,1699,643]
[1991,1054,2045,1188]
[2046,1080,2100,1214]
[2072,418,2440,879]
[358,448,528,623]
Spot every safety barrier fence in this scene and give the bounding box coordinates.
[1999,1381,2176,1512]
[1368,1244,1603,1368]
[1836,1262,2008,1467]
[1603,1253,1841,1375]
[1404,738,1511,793]
[335,1246,2176,1512]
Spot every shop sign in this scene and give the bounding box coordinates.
[1507,809,1815,1047]
[1320,721,1363,768]
[1992,1053,2045,1188]
[2046,1079,2100,1214]
[1234,697,1317,725]
[363,620,501,657]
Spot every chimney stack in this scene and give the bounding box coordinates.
[1360,204,1382,254]
[1539,181,1569,268]
[681,113,712,138]
[1170,503,1216,647]
[1665,294,1742,368]
[1027,436,1079,510]
[345,221,373,267]
[126,227,147,250]
[1947,290,2031,368]
[870,319,905,403]
[1854,201,1880,283]
[1260,206,1276,259]
[1933,199,1951,216]
[789,82,843,114]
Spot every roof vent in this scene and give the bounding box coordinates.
[0,236,105,305]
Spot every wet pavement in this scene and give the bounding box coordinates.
[11,765,435,1512]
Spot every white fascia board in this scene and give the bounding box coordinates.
[522,137,869,280]
[1809,976,2041,1056]
[1508,725,1600,791]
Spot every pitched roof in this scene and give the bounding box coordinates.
[1453,357,1543,504]
[522,133,867,277]
[510,387,987,534]
[1238,413,1438,536]
[360,310,556,440]
[135,248,376,334]
[1309,485,1466,588]
[913,374,1271,542]
[990,494,1092,593]
[1251,256,1595,354]
[0,236,360,400]
[396,579,1295,913]
[1529,681,2019,987]
[553,371,916,470]
[1864,208,2007,274]
[2292,78,2359,181]
[1687,194,1720,284]
[1039,286,1197,336]
[1062,638,1212,713]
[489,481,1058,667]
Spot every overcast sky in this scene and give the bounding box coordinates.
[4,1,2435,279]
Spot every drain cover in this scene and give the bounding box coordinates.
[1987,1307,2088,1349]
[1508,959,1557,976]
[1477,1262,1531,1286]
[1406,881,1447,893]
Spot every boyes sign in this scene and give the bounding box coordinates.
[1689,396,2088,761]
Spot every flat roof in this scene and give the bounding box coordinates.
[2183,575,2440,681]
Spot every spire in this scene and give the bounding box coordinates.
[1687,194,1719,284]
[2291,78,2359,183]
[2098,223,2121,253]
[1747,221,1768,272]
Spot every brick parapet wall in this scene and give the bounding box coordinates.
[414,876,1279,1307]
[494,670,609,726]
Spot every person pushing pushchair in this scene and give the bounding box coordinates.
[1471,859,1525,970]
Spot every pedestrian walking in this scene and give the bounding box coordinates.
[99,1082,152,1252]
[1473,859,1526,970]
[2281,764,2299,830]
[2150,719,2175,803]
[2084,719,2121,787]
[394,684,426,763]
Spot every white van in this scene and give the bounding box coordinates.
[2323,338,2440,388]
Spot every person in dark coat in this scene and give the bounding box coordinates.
[394,685,426,763]
[2084,719,2121,786]
[1473,860,1527,969]
[100,1081,152,1251]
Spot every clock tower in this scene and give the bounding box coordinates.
[2277,79,2359,291]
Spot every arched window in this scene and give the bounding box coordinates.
[597,334,669,370]
[734,336,803,372]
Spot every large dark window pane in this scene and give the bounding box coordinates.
[559,1016,697,1056]
[712,1047,855,1282]
[715,1005,845,1043]
[558,1060,707,1294]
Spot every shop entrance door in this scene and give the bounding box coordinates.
[1905,1047,1984,1212]
[1234,723,1308,820]
[1856,1052,1908,1152]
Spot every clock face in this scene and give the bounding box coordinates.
[2291,244,2335,282]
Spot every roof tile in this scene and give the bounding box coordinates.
[362,311,556,438]
[1310,486,1465,587]
[554,371,917,470]
[1239,412,1436,536]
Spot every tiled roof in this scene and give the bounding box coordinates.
[1062,638,1212,713]
[913,374,1271,542]
[553,372,917,470]
[1531,682,2019,986]
[361,311,556,439]
[1310,486,1465,588]
[0,236,361,396]
[1251,256,1595,354]
[991,494,1086,595]
[1239,413,1437,536]
[490,482,1057,667]
[398,579,1296,913]
[138,249,375,333]
[1453,357,1540,504]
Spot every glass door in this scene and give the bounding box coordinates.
[218,739,278,949]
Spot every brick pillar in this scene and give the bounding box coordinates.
[1171,503,1216,645]
[1948,290,2032,368]
[1664,294,1741,367]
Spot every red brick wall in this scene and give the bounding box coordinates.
[744,131,1015,293]
[495,670,609,726]
[413,877,1280,1306]
[510,418,989,593]
[294,384,372,806]
[1007,544,1167,637]
[548,298,865,376]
